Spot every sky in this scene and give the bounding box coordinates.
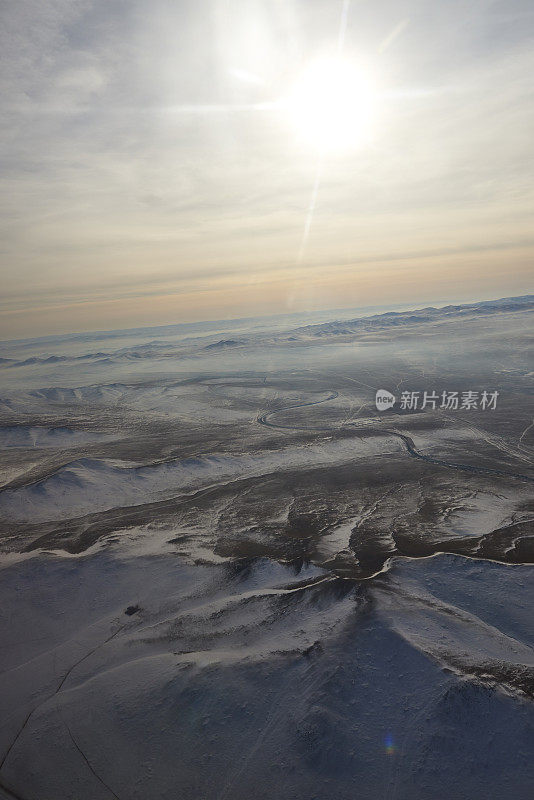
[1,0,533,339]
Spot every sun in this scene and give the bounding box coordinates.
[286,56,376,154]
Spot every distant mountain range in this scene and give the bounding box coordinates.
[287,295,534,339]
[1,295,532,367]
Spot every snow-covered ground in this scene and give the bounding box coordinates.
[0,543,532,800]
[0,299,533,799]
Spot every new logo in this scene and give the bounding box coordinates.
[375,390,395,411]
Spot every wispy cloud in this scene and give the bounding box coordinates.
[1,0,533,337]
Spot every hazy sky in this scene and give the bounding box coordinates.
[1,0,533,338]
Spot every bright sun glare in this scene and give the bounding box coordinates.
[286,57,376,153]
